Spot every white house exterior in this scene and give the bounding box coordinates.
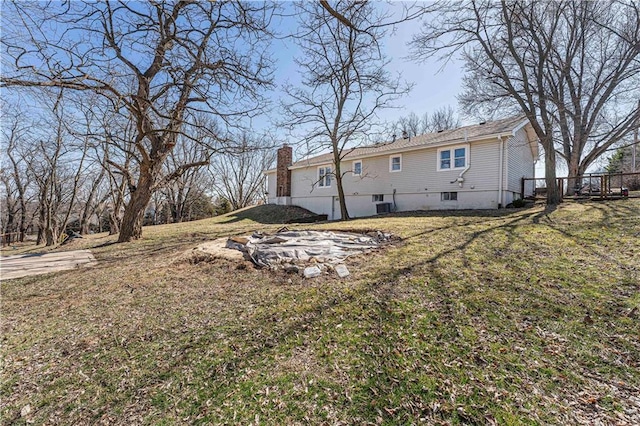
[265,116,539,220]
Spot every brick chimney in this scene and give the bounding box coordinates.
[276,145,292,197]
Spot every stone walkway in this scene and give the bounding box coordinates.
[1,250,97,280]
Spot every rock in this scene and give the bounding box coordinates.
[303,266,322,278]
[229,236,249,245]
[21,404,31,418]
[334,264,350,278]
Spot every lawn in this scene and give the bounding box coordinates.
[1,200,639,425]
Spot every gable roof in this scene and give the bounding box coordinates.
[288,115,532,170]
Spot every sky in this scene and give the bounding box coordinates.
[2,1,554,176]
[258,3,466,134]
[258,3,552,177]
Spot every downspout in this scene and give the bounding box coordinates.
[504,136,509,201]
[451,131,470,187]
[497,136,505,208]
[455,164,470,187]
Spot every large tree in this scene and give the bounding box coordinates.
[2,1,275,241]
[411,0,640,203]
[282,0,411,220]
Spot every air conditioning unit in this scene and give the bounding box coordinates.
[376,202,392,214]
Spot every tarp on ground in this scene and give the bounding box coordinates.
[226,230,386,268]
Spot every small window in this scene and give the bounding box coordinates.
[440,150,451,169]
[390,155,402,172]
[441,192,458,201]
[318,166,331,187]
[372,194,384,202]
[353,160,362,176]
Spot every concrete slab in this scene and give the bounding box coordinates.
[1,250,98,280]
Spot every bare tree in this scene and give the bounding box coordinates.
[428,106,460,132]
[210,132,276,211]
[282,0,411,220]
[1,108,33,242]
[389,106,460,138]
[411,1,640,202]
[2,1,276,241]
[161,135,213,223]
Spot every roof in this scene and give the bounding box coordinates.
[287,115,531,170]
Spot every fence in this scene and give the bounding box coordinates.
[521,171,640,200]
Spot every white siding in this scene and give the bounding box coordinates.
[506,127,535,198]
[268,133,535,217]
[266,171,277,204]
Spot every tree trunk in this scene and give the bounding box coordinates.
[566,149,583,195]
[19,200,27,242]
[108,211,120,235]
[544,142,562,205]
[36,201,46,245]
[117,175,154,242]
[45,227,57,247]
[333,162,350,221]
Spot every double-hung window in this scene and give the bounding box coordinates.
[318,166,331,187]
[389,155,402,172]
[454,148,466,168]
[353,160,362,176]
[438,146,468,170]
[440,150,451,169]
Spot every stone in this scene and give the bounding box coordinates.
[21,405,31,418]
[303,266,322,278]
[334,264,350,278]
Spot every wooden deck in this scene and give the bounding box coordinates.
[1,250,98,280]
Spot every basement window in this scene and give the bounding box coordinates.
[372,194,384,202]
[441,192,458,201]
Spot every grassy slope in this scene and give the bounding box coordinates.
[1,200,639,425]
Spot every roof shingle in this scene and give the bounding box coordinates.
[291,115,527,168]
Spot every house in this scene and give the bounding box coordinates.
[265,116,539,220]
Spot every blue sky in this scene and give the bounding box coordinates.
[255,2,465,134]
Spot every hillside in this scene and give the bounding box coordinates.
[2,200,639,424]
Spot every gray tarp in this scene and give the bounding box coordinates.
[226,230,386,268]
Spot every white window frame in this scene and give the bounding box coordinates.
[389,154,402,172]
[317,165,332,188]
[352,160,362,176]
[438,145,468,171]
[372,194,384,202]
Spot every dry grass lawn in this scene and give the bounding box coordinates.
[1,200,639,425]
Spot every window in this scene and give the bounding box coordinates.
[438,146,468,170]
[318,166,331,187]
[454,148,466,168]
[389,155,402,172]
[441,192,458,201]
[440,150,451,169]
[372,194,384,202]
[353,160,362,176]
